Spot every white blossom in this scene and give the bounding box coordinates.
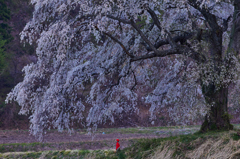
[5,0,239,140]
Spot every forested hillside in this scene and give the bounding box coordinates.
[0,0,35,129]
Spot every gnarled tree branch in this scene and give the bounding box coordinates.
[131,45,206,63]
[94,26,134,58]
[147,8,162,32]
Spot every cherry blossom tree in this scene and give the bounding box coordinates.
[5,0,240,140]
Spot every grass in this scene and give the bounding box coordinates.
[0,125,199,135]
[0,140,113,153]
[3,130,239,159]
[0,142,47,153]
[0,124,221,136]
[1,125,240,158]
[0,125,201,153]
[95,125,200,135]
[233,124,240,129]
[120,130,240,159]
[0,149,125,159]
[0,150,91,159]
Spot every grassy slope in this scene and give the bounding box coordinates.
[123,130,240,159]
[1,129,240,158]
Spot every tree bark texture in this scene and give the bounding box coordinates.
[229,0,240,54]
[198,0,239,132]
[200,84,233,132]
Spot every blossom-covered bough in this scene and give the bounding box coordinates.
[5,0,240,140]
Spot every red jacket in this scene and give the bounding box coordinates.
[116,139,120,150]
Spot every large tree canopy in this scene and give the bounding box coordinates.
[5,0,240,140]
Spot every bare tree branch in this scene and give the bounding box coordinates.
[131,71,137,90]
[130,19,160,54]
[106,15,161,55]
[223,15,232,32]
[106,15,131,24]
[147,8,162,32]
[131,45,206,63]
[188,0,219,31]
[94,26,134,58]
[106,14,206,63]
[165,30,177,49]
[130,48,177,62]
[144,32,195,51]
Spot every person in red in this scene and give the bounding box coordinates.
[116,139,120,152]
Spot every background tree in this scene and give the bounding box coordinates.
[5,0,240,140]
[0,0,35,129]
[0,0,12,75]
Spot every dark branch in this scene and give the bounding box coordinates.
[107,15,162,55]
[131,71,137,90]
[146,23,154,33]
[130,19,159,54]
[147,8,162,32]
[106,12,206,63]
[188,0,219,31]
[131,45,206,63]
[130,48,177,62]
[223,15,232,32]
[188,0,223,57]
[94,26,134,58]
[106,15,131,24]
[144,32,195,51]
[165,30,177,49]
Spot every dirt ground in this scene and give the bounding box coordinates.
[0,130,166,144]
[0,126,202,152]
[0,129,169,151]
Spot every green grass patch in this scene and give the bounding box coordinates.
[0,142,45,153]
[85,150,120,159]
[231,133,240,141]
[0,150,91,159]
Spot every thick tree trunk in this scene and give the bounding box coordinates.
[229,0,240,54]
[198,0,239,132]
[200,84,233,132]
